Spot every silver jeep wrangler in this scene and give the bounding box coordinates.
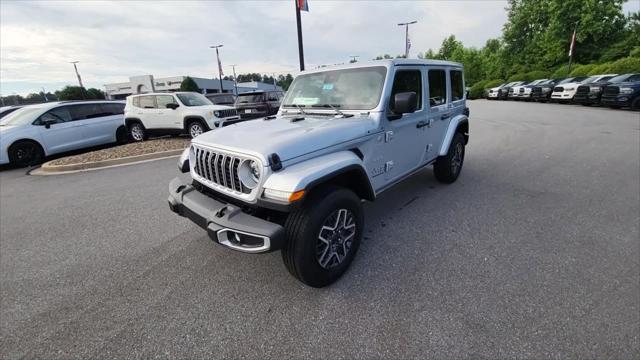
[168,59,469,287]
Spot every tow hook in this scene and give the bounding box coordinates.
[215,206,228,218]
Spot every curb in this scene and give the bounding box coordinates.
[37,149,184,174]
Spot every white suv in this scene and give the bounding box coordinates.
[550,74,617,103]
[124,92,240,141]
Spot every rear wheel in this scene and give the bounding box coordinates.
[128,122,146,142]
[116,126,129,145]
[631,97,640,111]
[8,140,44,167]
[282,186,363,288]
[434,133,465,184]
[187,121,206,138]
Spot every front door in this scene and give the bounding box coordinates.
[155,95,182,129]
[36,105,89,154]
[383,67,429,183]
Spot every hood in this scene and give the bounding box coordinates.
[191,104,234,111]
[489,86,502,91]
[0,124,19,133]
[192,114,377,164]
[556,82,581,90]
[611,81,640,87]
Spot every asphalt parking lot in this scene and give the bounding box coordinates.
[1,100,638,359]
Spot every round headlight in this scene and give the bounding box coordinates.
[238,160,261,190]
[214,111,221,117]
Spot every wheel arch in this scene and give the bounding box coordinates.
[183,116,210,131]
[125,117,144,128]
[439,114,469,156]
[8,138,47,156]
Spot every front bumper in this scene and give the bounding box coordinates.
[168,177,285,253]
[573,93,601,104]
[601,95,633,107]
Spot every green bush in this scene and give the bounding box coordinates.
[630,47,640,58]
[606,57,640,74]
[507,73,527,82]
[507,70,549,82]
[587,63,612,75]
[569,64,598,77]
[468,80,489,99]
[551,64,578,78]
[484,79,505,89]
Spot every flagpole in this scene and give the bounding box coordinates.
[210,45,224,93]
[567,22,578,75]
[295,0,305,71]
[398,21,417,58]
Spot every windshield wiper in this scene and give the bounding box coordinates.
[311,104,354,118]
[292,103,307,115]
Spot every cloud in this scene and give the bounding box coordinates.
[0,0,590,95]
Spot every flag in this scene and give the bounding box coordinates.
[568,29,576,57]
[297,0,309,12]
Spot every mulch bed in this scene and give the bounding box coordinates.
[47,137,190,166]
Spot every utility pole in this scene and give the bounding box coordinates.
[70,61,85,99]
[397,21,417,58]
[41,87,48,102]
[229,64,238,95]
[295,0,305,71]
[210,45,224,93]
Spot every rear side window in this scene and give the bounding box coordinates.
[69,104,108,121]
[132,97,141,108]
[428,70,447,106]
[628,74,640,82]
[450,70,464,101]
[139,96,156,108]
[390,70,422,111]
[101,103,125,115]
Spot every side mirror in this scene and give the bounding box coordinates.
[166,103,179,110]
[391,92,417,116]
[42,119,56,129]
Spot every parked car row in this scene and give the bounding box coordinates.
[486,73,640,109]
[205,90,285,120]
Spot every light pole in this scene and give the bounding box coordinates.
[397,21,417,58]
[349,55,359,63]
[229,64,238,95]
[70,61,86,99]
[210,45,224,93]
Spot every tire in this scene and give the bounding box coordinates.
[631,97,640,111]
[187,120,206,138]
[609,105,622,109]
[8,140,44,167]
[433,132,465,184]
[116,126,129,145]
[282,186,364,288]
[128,122,147,142]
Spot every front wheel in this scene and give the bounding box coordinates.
[8,140,44,167]
[282,186,364,288]
[188,121,206,138]
[433,133,465,184]
[128,122,146,142]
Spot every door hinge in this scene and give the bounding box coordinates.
[385,131,394,143]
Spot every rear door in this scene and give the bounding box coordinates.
[137,95,161,129]
[423,67,451,160]
[36,105,90,154]
[81,103,124,145]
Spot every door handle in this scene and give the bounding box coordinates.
[440,114,450,120]
[416,120,429,129]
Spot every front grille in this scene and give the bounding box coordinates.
[518,88,524,93]
[217,109,238,118]
[192,145,247,194]
[553,86,564,92]
[576,85,590,94]
[603,86,620,97]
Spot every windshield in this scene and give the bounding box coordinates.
[580,76,600,84]
[236,93,264,103]
[282,66,387,110]
[209,95,235,104]
[608,74,631,83]
[0,106,45,126]
[176,93,213,107]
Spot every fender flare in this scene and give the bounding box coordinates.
[124,117,144,128]
[439,114,469,156]
[183,116,210,131]
[262,151,375,201]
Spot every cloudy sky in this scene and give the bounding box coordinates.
[1,0,638,96]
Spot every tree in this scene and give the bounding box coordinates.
[374,54,393,60]
[55,86,86,100]
[276,74,294,91]
[180,77,200,92]
[437,35,464,60]
[86,88,105,99]
[423,49,437,59]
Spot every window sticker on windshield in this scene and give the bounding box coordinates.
[292,97,319,105]
[322,83,334,90]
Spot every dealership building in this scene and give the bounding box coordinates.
[104,75,282,99]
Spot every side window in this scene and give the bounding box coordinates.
[156,95,177,109]
[101,103,125,115]
[69,104,106,121]
[37,106,72,125]
[428,70,447,107]
[132,97,141,108]
[626,74,640,82]
[139,96,156,109]
[450,70,464,101]
[390,70,422,112]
